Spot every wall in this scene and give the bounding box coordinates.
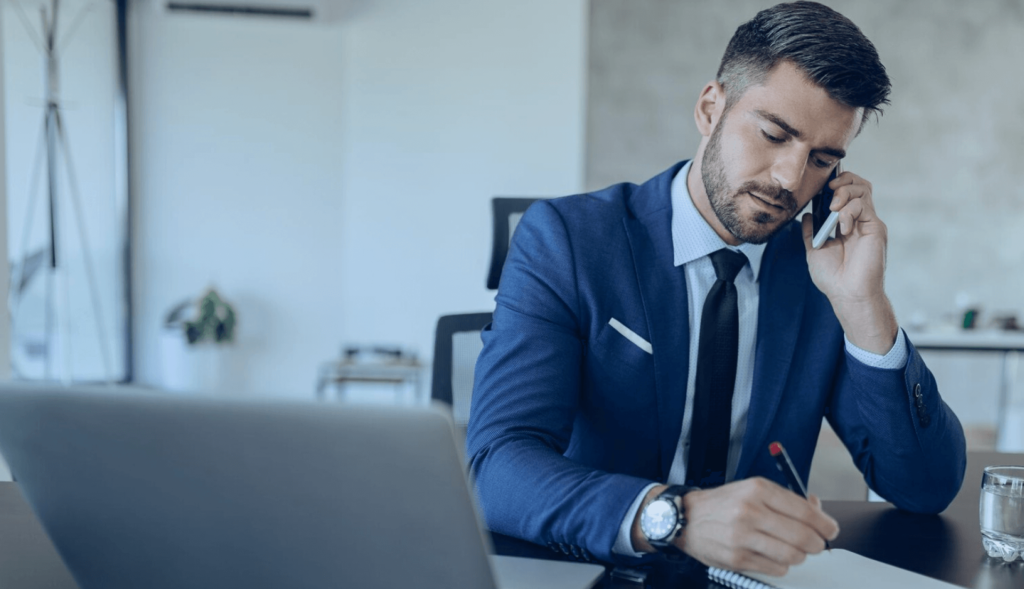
[336,1,587,368]
[0,5,11,482]
[131,0,587,397]
[0,4,9,379]
[586,0,1024,435]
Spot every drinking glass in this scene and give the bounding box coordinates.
[980,465,1024,562]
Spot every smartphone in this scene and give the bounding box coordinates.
[811,163,842,249]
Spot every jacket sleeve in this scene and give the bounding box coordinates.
[827,337,967,513]
[466,200,655,564]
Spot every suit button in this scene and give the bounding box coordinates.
[920,414,931,427]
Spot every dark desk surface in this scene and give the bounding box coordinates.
[2,452,1023,588]
[495,451,1024,588]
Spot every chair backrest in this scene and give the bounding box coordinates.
[431,313,493,428]
[486,197,541,290]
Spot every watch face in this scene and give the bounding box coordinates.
[641,498,678,542]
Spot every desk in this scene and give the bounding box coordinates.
[1,453,1022,588]
[494,451,1024,588]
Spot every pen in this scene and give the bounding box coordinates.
[768,441,832,550]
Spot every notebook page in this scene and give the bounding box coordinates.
[741,549,960,589]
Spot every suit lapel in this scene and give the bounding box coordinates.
[735,226,808,478]
[623,163,690,481]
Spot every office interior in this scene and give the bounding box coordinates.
[0,0,1022,501]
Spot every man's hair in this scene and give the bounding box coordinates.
[717,1,891,126]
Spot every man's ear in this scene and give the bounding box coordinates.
[694,81,727,138]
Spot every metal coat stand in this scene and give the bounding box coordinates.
[8,0,112,382]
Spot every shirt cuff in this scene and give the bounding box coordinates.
[844,327,909,370]
[612,483,659,557]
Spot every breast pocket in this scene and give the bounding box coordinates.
[586,318,654,382]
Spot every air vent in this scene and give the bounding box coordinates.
[154,0,348,23]
[166,2,313,18]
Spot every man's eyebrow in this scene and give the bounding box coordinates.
[754,109,846,159]
[755,110,802,138]
[816,146,846,159]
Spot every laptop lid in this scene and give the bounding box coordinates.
[0,384,506,589]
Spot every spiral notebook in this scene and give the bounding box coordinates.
[708,548,959,589]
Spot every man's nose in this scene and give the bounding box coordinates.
[770,150,807,193]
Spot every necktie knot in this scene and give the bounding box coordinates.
[709,249,747,283]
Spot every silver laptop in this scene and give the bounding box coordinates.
[0,384,604,589]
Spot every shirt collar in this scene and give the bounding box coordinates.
[670,160,767,281]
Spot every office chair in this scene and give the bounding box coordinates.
[431,312,493,429]
[431,198,540,432]
[486,198,541,289]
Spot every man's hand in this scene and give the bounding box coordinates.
[632,478,839,576]
[801,170,898,355]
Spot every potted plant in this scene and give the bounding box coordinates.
[160,288,238,393]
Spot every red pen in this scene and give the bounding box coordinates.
[769,441,832,550]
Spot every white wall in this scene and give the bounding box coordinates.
[336,1,587,364]
[131,1,588,397]
[0,4,10,379]
[0,6,12,482]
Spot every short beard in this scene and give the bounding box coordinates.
[700,112,799,245]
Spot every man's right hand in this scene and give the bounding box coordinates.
[633,478,839,576]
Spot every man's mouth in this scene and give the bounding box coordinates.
[747,191,784,211]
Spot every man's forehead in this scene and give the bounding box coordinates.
[732,63,862,148]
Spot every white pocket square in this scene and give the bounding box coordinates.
[608,318,652,354]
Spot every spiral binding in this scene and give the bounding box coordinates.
[707,566,781,589]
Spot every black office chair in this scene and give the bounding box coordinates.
[431,198,540,433]
[431,312,493,430]
[486,198,541,290]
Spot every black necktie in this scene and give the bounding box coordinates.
[686,248,747,488]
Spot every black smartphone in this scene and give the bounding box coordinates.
[812,165,840,235]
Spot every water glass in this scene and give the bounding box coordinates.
[980,465,1024,562]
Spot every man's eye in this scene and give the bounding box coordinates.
[761,130,784,144]
[813,158,832,168]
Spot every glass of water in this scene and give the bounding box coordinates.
[980,465,1024,562]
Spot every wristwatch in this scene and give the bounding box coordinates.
[640,485,695,557]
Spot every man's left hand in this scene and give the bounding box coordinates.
[801,170,898,355]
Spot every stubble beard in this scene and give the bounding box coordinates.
[700,114,799,245]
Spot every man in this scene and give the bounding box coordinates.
[466,1,966,576]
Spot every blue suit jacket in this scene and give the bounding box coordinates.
[466,161,966,564]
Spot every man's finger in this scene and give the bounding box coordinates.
[808,494,823,509]
[829,182,871,211]
[754,509,827,555]
[762,484,840,541]
[830,170,866,190]
[718,547,792,577]
[745,529,812,566]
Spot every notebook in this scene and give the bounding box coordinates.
[708,549,960,589]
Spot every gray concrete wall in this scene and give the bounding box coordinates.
[587,0,1024,436]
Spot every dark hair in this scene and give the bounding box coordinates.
[717,1,891,127]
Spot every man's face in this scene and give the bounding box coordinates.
[699,61,862,244]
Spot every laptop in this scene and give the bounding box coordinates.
[0,384,605,589]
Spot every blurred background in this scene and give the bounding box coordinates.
[0,0,1022,491]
